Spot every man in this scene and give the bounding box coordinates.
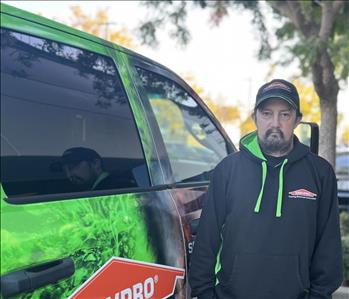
[58,147,135,191]
[189,79,343,299]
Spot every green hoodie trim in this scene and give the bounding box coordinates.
[276,159,288,217]
[92,172,109,190]
[215,243,222,285]
[240,131,266,161]
[254,161,267,214]
[214,227,225,285]
[241,131,288,218]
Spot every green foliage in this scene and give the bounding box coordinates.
[138,0,349,83]
[139,0,191,48]
[290,37,320,75]
[250,6,272,60]
[138,19,162,48]
[299,0,321,25]
[275,22,296,41]
[330,34,349,80]
[139,1,261,48]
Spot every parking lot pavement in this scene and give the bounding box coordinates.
[333,287,349,299]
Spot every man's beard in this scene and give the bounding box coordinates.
[259,128,293,155]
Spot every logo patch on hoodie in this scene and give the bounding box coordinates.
[289,189,317,200]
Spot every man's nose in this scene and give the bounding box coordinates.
[271,114,281,127]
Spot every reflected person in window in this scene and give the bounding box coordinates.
[59,147,125,191]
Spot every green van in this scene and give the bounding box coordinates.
[0,3,235,298]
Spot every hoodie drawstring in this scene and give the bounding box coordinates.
[254,161,267,214]
[276,159,288,217]
[254,159,288,217]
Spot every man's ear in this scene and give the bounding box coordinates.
[252,112,257,125]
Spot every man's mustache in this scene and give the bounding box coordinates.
[265,129,284,139]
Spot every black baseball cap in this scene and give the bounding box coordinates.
[255,79,301,115]
[50,147,101,172]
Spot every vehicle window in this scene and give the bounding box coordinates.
[0,29,150,198]
[136,67,228,183]
[336,153,349,171]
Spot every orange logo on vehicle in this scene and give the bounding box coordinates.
[289,189,317,200]
[68,257,185,299]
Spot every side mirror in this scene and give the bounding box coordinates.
[296,122,319,155]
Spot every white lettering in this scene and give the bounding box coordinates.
[144,277,154,299]
[133,282,143,299]
[188,242,194,254]
[110,277,155,299]
[121,288,132,299]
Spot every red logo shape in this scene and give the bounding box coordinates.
[289,188,317,199]
[69,257,185,299]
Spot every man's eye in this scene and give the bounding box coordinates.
[262,111,272,117]
[281,112,291,118]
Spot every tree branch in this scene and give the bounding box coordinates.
[332,0,344,15]
[268,1,318,38]
[312,48,339,102]
[319,0,344,41]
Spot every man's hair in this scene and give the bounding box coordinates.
[50,147,103,172]
[253,101,302,118]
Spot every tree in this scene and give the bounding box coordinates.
[67,6,135,49]
[138,1,349,167]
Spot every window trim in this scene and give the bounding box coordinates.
[2,181,210,205]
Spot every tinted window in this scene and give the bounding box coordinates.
[0,29,150,198]
[136,67,228,183]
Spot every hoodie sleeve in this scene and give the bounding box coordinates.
[189,161,229,299]
[309,163,343,299]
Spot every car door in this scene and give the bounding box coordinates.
[1,8,185,299]
[129,58,236,289]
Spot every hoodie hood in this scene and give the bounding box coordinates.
[239,131,310,217]
[240,131,310,164]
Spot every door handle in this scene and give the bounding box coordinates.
[0,257,75,298]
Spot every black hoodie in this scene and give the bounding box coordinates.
[189,131,343,299]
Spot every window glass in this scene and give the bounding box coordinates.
[0,29,150,198]
[136,67,228,183]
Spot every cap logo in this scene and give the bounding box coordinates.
[263,82,291,93]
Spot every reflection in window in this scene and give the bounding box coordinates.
[136,67,228,183]
[0,29,150,198]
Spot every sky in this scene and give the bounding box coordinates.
[3,1,348,144]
